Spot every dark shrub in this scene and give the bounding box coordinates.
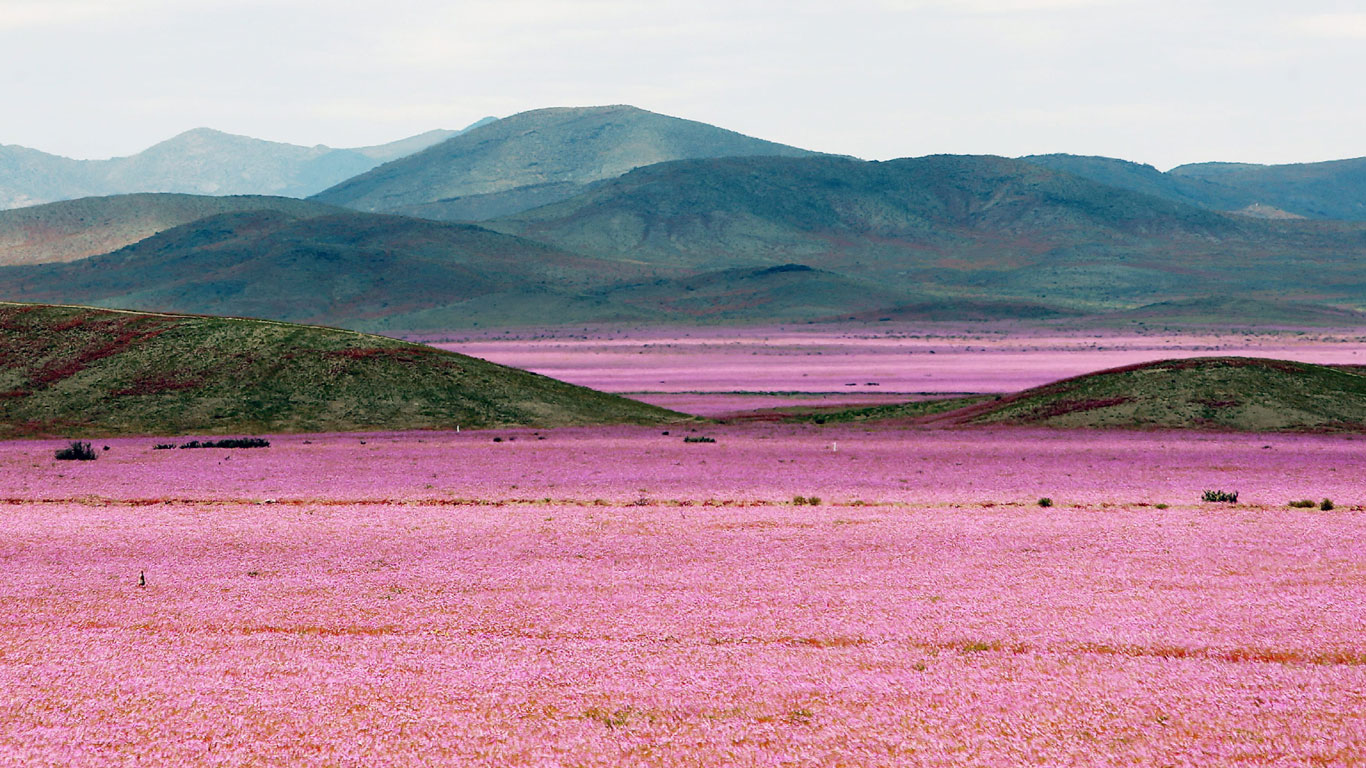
[179,438,270,449]
[1320,498,1335,511]
[1201,490,1238,503]
[1038,497,1053,508]
[1288,499,1316,508]
[55,441,97,461]
[683,436,716,443]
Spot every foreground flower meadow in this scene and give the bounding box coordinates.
[3,424,1365,766]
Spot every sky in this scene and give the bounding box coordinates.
[4,0,1365,169]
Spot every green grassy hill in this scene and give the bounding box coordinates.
[958,357,1366,431]
[0,193,341,266]
[0,303,680,437]
[790,357,1366,432]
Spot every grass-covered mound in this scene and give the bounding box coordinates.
[957,357,1366,431]
[0,303,681,437]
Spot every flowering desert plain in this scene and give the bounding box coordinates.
[5,325,1366,766]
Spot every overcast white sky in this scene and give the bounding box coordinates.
[4,0,1364,169]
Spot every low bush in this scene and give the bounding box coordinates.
[1037,497,1053,508]
[54,441,97,461]
[179,438,270,449]
[1320,498,1335,511]
[683,436,716,443]
[1288,499,1316,508]
[793,495,822,506]
[153,443,176,450]
[1201,490,1238,503]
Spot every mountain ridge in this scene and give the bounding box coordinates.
[0,119,490,210]
[6,153,1366,329]
[1023,153,1366,221]
[311,105,820,218]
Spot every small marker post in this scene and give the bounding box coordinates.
[137,570,146,587]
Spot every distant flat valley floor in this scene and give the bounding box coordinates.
[424,324,1366,415]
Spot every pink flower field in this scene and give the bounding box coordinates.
[436,325,1366,397]
[3,424,1366,766]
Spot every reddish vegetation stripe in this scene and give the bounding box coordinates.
[14,312,181,389]
[1026,396,1134,421]
[328,347,434,362]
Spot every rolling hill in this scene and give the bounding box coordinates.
[0,302,680,437]
[311,105,818,219]
[0,193,341,266]
[1019,154,1248,212]
[0,209,651,329]
[1097,297,1366,328]
[794,357,1366,432]
[0,121,488,210]
[1168,157,1366,220]
[1023,153,1366,221]
[956,357,1366,431]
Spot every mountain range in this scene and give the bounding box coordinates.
[0,118,493,210]
[5,152,1366,329]
[3,104,1366,329]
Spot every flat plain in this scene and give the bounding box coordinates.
[4,326,1366,766]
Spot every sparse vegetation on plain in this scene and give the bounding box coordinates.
[53,440,96,460]
[177,438,270,449]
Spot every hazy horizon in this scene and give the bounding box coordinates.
[6,0,1366,170]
